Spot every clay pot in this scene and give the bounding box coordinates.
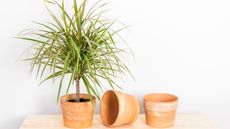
[100,90,140,127]
[60,93,96,128]
[143,93,178,128]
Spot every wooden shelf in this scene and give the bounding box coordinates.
[20,114,219,129]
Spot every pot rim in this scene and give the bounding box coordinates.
[100,90,120,126]
[143,93,178,104]
[61,93,96,104]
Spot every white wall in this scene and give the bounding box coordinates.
[0,0,230,128]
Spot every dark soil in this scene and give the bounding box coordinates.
[67,98,90,102]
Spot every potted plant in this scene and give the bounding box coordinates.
[17,0,133,128]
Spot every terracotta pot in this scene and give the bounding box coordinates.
[100,90,140,127]
[60,93,96,128]
[143,93,178,128]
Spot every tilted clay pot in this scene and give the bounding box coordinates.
[144,93,178,128]
[100,90,140,127]
[60,94,96,128]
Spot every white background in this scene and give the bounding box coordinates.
[0,0,230,128]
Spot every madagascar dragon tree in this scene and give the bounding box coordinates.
[17,0,133,102]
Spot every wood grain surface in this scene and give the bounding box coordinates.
[20,114,219,129]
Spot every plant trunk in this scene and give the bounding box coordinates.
[75,77,80,102]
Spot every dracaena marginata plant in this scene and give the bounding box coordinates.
[17,0,133,103]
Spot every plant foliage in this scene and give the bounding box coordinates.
[17,0,133,102]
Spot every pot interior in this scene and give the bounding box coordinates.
[144,93,178,103]
[101,91,119,125]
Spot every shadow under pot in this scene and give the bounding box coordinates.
[60,94,96,128]
[143,93,178,128]
[100,90,140,127]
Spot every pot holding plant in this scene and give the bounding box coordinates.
[100,90,140,127]
[17,0,133,128]
[143,93,178,128]
[60,94,95,128]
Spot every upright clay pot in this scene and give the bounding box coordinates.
[60,94,96,128]
[100,90,140,127]
[144,93,178,128]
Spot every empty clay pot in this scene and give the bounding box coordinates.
[60,94,96,128]
[144,93,178,128]
[100,90,140,127]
